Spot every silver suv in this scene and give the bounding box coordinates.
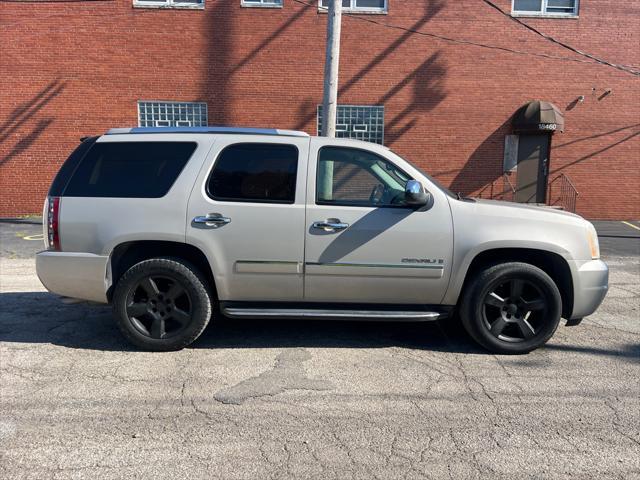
[36,127,608,354]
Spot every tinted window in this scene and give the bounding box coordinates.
[49,136,99,196]
[207,143,298,203]
[64,142,196,198]
[317,147,410,207]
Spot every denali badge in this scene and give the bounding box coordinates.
[402,258,444,264]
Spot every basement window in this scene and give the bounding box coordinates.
[138,101,208,128]
[512,0,578,17]
[319,0,387,14]
[133,0,204,9]
[317,105,385,145]
[242,0,283,7]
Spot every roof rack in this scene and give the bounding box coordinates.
[105,126,310,138]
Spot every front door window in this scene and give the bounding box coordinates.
[316,147,410,207]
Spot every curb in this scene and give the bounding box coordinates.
[0,217,43,225]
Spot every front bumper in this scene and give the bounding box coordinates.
[36,251,109,303]
[569,259,609,320]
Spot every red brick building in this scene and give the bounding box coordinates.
[1,0,639,218]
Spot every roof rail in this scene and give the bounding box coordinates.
[105,126,310,138]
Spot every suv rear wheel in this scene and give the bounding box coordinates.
[112,258,212,351]
[460,262,562,354]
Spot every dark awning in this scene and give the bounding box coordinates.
[512,100,565,133]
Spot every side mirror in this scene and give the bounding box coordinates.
[405,180,430,207]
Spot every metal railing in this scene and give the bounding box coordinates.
[548,173,579,213]
[477,173,516,202]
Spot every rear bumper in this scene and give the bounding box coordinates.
[36,251,109,303]
[569,259,608,320]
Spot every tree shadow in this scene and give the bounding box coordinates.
[1,119,54,167]
[0,79,64,167]
[384,51,447,146]
[294,0,447,137]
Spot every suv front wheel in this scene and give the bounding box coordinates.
[112,258,212,351]
[460,262,562,354]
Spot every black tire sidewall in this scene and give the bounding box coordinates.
[113,258,212,351]
[461,262,562,354]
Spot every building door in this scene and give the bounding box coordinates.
[515,134,550,203]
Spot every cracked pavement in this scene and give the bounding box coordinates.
[0,224,639,478]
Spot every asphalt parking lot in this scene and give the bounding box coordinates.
[0,219,638,479]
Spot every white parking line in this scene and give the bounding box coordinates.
[622,221,640,232]
[23,234,44,241]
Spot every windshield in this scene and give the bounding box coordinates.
[391,150,458,199]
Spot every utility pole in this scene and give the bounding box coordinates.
[321,0,342,137]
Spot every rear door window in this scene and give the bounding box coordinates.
[206,143,298,204]
[63,142,196,198]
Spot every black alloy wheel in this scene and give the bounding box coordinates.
[113,258,212,351]
[482,278,548,343]
[126,275,193,340]
[460,262,562,354]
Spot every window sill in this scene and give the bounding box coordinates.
[133,3,205,9]
[511,13,579,19]
[318,7,388,15]
[241,3,284,7]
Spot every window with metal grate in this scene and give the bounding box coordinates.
[317,105,385,145]
[138,101,208,128]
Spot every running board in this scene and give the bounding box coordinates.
[221,305,447,322]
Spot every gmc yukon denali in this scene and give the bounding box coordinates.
[36,127,609,353]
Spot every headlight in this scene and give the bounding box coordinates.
[586,222,600,260]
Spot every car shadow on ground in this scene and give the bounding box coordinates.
[0,291,485,354]
[1,292,638,362]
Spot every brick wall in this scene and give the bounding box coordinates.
[1,0,639,219]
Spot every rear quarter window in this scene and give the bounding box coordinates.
[206,143,298,204]
[48,136,99,197]
[63,141,197,198]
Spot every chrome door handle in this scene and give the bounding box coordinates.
[312,219,349,232]
[193,213,231,228]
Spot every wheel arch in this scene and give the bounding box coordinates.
[455,247,574,319]
[107,240,217,302]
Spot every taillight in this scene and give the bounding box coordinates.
[47,196,61,251]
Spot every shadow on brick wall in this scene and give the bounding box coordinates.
[384,51,447,146]
[231,0,313,77]
[449,118,511,196]
[0,79,64,167]
[551,125,640,175]
[202,1,233,125]
[294,0,447,138]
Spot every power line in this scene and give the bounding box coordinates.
[480,0,639,75]
[294,0,639,76]
[2,0,638,76]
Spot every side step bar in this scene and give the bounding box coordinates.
[221,305,447,322]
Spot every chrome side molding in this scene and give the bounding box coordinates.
[221,306,444,322]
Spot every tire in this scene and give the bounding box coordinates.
[459,262,562,354]
[112,257,212,351]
